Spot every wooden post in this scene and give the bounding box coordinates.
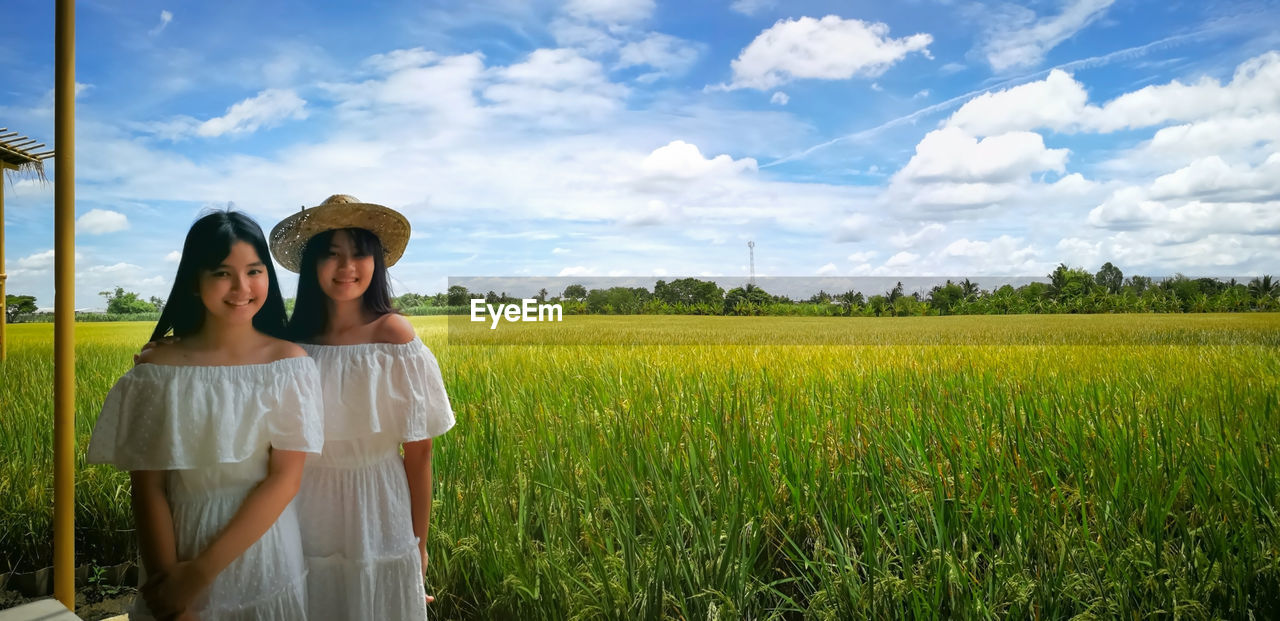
[53,0,76,609]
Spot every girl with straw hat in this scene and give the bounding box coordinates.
[270,194,455,620]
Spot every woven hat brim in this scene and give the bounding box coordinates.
[269,202,410,273]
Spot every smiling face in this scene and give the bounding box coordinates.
[316,229,375,303]
[197,240,269,325]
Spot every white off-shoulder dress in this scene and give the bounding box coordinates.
[87,358,325,621]
[296,338,455,621]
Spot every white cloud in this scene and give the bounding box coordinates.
[165,250,182,262]
[1147,154,1280,202]
[913,89,930,99]
[943,235,1038,262]
[134,88,310,140]
[484,49,628,123]
[362,47,439,73]
[15,249,84,271]
[639,140,757,180]
[847,250,876,263]
[1087,187,1165,230]
[16,249,56,270]
[977,0,1115,72]
[902,182,1023,209]
[500,47,607,86]
[197,89,307,137]
[717,16,932,91]
[770,91,789,105]
[615,33,701,81]
[1058,231,1273,273]
[833,214,871,243]
[76,209,130,235]
[84,262,145,276]
[1087,156,1280,236]
[557,265,598,276]
[1048,172,1098,196]
[551,247,571,255]
[621,199,681,226]
[1085,53,1280,132]
[729,0,776,16]
[894,128,1068,184]
[326,52,485,131]
[76,263,169,304]
[1136,114,1280,165]
[563,0,654,24]
[816,262,838,275]
[932,235,1048,274]
[1055,237,1103,267]
[947,52,1280,137]
[549,19,623,56]
[882,125,1089,216]
[946,69,1091,137]
[149,10,173,36]
[885,251,920,267]
[889,222,945,248]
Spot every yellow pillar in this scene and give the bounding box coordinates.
[53,0,76,609]
[1,168,7,361]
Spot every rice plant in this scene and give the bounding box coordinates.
[1,315,1277,618]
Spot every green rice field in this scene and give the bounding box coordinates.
[1,315,1278,619]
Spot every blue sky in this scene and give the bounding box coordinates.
[2,0,1279,309]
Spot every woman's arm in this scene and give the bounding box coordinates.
[131,470,178,576]
[143,448,308,617]
[403,438,434,575]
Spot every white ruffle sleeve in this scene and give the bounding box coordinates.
[87,357,325,471]
[300,338,455,443]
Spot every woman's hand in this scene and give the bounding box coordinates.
[142,560,211,618]
[420,544,435,604]
[134,336,180,365]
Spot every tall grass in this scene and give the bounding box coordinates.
[1,316,1278,618]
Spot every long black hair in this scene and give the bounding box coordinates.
[286,227,395,341]
[150,211,289,342]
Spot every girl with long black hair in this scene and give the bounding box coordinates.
[89,210,324,620]
[269,194,454,620]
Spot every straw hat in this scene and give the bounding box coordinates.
[269,194,410,273]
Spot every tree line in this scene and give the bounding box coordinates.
[7,263,1279,323]
[427,264,1279,317]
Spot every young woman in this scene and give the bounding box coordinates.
[269,194,455,620]
[88,211,324,620]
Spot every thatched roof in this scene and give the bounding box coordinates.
[0,127,53,182]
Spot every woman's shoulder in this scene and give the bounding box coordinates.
[135,336,308,366]
[371,312,417,345]
[134,340,194,367]
[263,337,309,361]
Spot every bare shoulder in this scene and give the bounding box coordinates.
[135,340,191,366]
[265,337,309,361]
[373,313,417,345]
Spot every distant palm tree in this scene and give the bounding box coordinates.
[1248,275,1277,298]
[886,281,904,303]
